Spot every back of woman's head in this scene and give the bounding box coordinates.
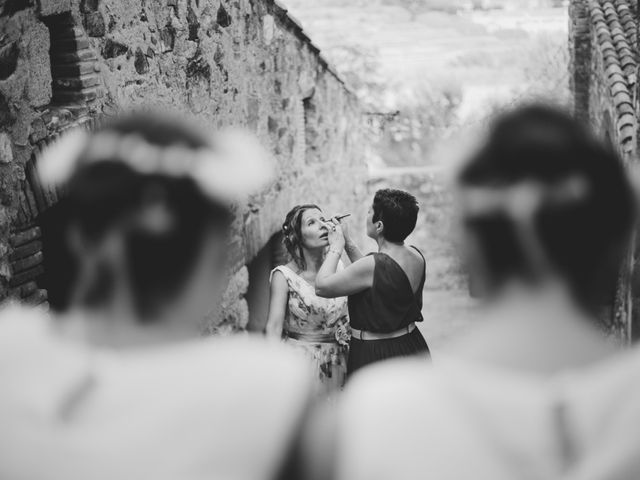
[372,189,419,242]
[458,104,635,309]
[282,204,322,270]
[44,112,234,321]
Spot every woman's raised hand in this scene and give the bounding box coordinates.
[326,218,346,251]
[335,215,352,242]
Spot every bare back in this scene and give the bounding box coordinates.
[380,245,425,294]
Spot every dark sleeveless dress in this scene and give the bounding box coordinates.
[347,247,430,377]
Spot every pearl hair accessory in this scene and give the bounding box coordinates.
[460,175,590,220]
[38,125,276,204]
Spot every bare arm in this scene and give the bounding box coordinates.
[338,218,363,263]
[344,237,364,263]
[265,270,288,338]
[316,255,375,298]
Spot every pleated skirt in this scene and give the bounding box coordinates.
[346,327,430,378]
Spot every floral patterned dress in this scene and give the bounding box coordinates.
[271,265,350,392]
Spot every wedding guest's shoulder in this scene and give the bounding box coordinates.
[164,333,314,385]
[566,346,640,414]
[0,302,53,363]
[343,357,440,411]
[0,301,49,330]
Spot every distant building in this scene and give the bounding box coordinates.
[569,0,638,341]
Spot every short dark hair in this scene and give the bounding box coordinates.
[458,104,635,310]
[45,112,233,321]
[372,189,419,242]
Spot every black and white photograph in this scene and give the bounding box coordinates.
[2,0,640,478]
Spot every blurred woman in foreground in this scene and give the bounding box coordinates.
[0,112,315,480]
[327,105,640,479]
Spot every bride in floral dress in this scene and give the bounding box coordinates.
[266,205,350,392]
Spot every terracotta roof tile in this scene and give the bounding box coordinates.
[588,0,637,139]
[605,63,624,77]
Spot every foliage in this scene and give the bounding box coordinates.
[519,33,570,105]
[382,0,567,18]
[378,80,463,166]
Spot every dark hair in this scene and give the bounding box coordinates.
[372,189,419,242]
[49,112,233,321]
[282,204,322,270]
[458,104,635,310]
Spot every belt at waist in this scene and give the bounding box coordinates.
[350,322,416,341]
[285,330,336,343]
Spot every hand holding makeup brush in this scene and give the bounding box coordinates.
[332,213,364,262]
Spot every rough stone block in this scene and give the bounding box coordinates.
[79,0,99,13]
[83,11,105,37]
[159,24,176,52]
[134,47,149,74]
[216,4,231,27]
[187,5,199,41]
[3,0,33,16]
[37,0,71,16]
[0,134,13,164]
[25,21,52,107]
[28,116,46,144]
[0,93,15,128]
[263,14,275,45]
[0,42,19,81]
[102,38,129,58]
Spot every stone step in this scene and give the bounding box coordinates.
[51,48,96,64]
[49,26,85,41]
[52,73,101,91]
[52,86,103,104]
[9,226,41,248]
[24,288,48,306]
[11,281,38,299]
[11,251,44,274]
[51,37,91,54]
[43,16,76,33]
[52,61,98,78]
[9,240,43,262]
[9,265,44,288]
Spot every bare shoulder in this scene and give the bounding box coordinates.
[350,254,375,272]
[343,358,435,410]
[270,265,292,288]
[406,245,425,264]
[284,261,298,272]
[144,336,314,399]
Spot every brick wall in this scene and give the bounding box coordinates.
[0,0,369,333]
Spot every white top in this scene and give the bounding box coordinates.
[0,304,314,480]
[335,350,640,480]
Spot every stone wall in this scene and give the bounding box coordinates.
[569,0,638,341]
[569,0,592,121]
[0,0,368,332]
